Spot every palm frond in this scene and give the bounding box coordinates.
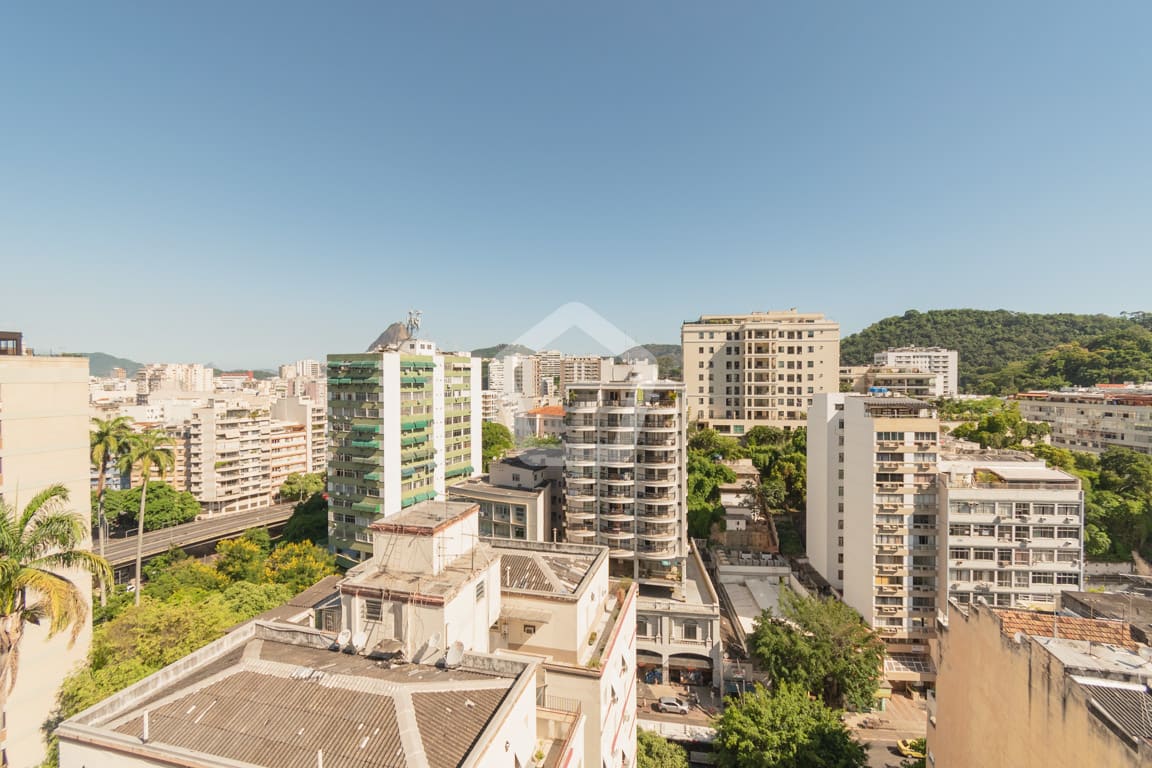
[23,511,87,558]
[17,484,69,533]
[13,568,88,643]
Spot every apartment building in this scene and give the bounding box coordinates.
[326,338,482,564]
[681,310,840,434]
[515,404,566,441]
[563,363,687,585]
[808,394,940,684]
[560,355,611,392]
[270,394,326,474]
[0,350,92,765]
[134,362,215,398]
[489,538,639,768]
[1016,388,1152,455]
[929,601,1151,768]
[449,478,549,542]
[873,347,959,398]
[839,365,943,399]
[186,396,275,514]
[939,449,1084,612]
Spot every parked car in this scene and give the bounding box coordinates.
[656,696,691,715]
[897,739,926,759]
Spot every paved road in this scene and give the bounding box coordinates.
[99,503,297,567]
[862,733,905,768]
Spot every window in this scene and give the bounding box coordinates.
[363,599,383,622]
[523,624,536,635]
[476,581,486,600]
[682,621,699,640]
[637,617,649,637]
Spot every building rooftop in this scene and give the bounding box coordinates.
[526,405,565,417]
[489,540,603,597]
[1062,591,1152,644]
[343,543,497,602]
[61,622,530,768]
[368,499,478,535]
[1034,636,1152,678]
[995,609,1136,649]
[862,396,933,410]
[1075,678,1152,748]
[449,478,543,502]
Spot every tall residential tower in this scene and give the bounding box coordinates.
[681,310,839,434]
[326,336,481,565]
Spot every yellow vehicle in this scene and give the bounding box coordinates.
[897,739,926,759]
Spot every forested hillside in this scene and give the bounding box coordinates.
[841,309,1144,391]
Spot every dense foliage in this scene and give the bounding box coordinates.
[278,472,326,502]
[637,729,689,768]
[685,427,807,539]
[282,491,329,544]
[714,682,868,768]
[748,589,885,712]
[97,481,199,531]
[1028,445,1152,561]
[41,529,337,764]
[946,402,1050,448]
[482,421,514,470]
[840,309,1141,391]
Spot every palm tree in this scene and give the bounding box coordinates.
[89,415,134,606]
[0,484,112,735]
[119,429,175,606]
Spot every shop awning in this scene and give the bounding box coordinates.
[668,654,713,670]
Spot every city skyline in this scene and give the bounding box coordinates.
[6,4,1152,368]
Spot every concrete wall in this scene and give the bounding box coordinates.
[0,356,91,767]
[929,605,1150,768]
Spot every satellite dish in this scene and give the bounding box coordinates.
[352,632,368,653]
[414,632,441,665]
[337,629,351,646]
[444,641,465,669]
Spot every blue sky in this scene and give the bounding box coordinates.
[3,3,1150,369]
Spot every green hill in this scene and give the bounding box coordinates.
[68,352,144,377]
[619,343,682,380]
[472,343,535,359]
[841,309,1144,392]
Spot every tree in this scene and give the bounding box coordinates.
[898,738,927,768]
[482,421,514,470]
[101,482,199,531]
[637,728,689,768]
[278,472,325,502]
[0,485,111,734]
[714,682,867,768]
[749,589,885,711]
[89,416,134,581]
[282,492,329,544]
[741,479,785,521]
[119,429,175,606]
[263,540,337,592]
[215,535,266,583]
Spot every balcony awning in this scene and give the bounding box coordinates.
[668,654,713,670]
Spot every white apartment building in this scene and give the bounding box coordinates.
[326,338,482,564]
[560,356,611,393]
[681,310,840,434]
[448,478,550,542]
[1015,389,1152,455]
[186,396,276,514]
[938,450,1084,611]
[489,538,639,768]
[134,362,215,397]
[808,394,940,685]
[277,359,323,379]
[874,347,959,398]
[0,350,92,765]
[270,394,326,474]
[563,363,687,585]
[339,500,502,660]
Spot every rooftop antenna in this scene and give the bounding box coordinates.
[142,710,150,743]
[406,310,423,339]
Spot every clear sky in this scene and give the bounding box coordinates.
[3,2,1150,369]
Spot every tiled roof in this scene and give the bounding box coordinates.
[995,609,1136,649]
[527,406,565,417]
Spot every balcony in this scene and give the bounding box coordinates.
[637,544,679,560]
[638,527,678,542]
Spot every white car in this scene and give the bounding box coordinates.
[656,696,690,715]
